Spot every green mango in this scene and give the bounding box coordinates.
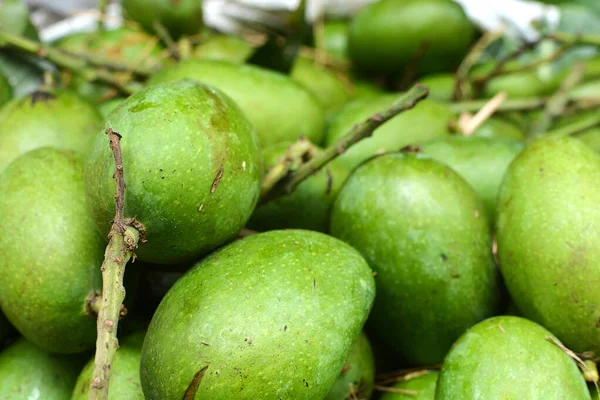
[380,371,438,400]
[418,73,455,102]
[97,97,125,118]
[324,20,349,59]
[56,27,163,104]
[579,130,600,152]
[325,332,376,400]
[0,88,102,172]
[436,316,591,399]
[85,80,261,265]
[497,137,600,353]
[0,149,104,353]
[331,153,502,365]
[140,230,375,399]
[471,117,525,141]
[347,0,474,76]
[71,331,146,400]
[149,59,325,148]
[122,0,203,39]
[0,70,12,107]
[0,339,83,400]
[352,80,386,100]
[192,34,254,63]
[324,95,453,171]
[420,136,524,221]
[247,142,349,233]
[291,57,352,116]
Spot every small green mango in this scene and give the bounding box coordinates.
[324,20,349,59]
[0,89,102,172]
[291,57,352,116]
[348,0,474,76]
[497,137,600,353]
[140,230,375,399]
[0,339,82,400]
[324,95,453,171]
[248,142,349,233]
[0,70,12,107]
[436,316,591,399]
[325,332,376,400]
[331,153,502,365]
[0,149,104,353]
[420,136,524,221]
[56,27,163,104]
[471,117,525,141]
[85,80,261,265]
[380,371,438,400]
[418,73,455,102]
[149,59,325,147]
[192,34,254,63]
[97,97,125,118]
[122,0,203,39]
[71,331,146,400]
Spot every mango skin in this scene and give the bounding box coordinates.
[192,34,254,63]
[331,153,502,365]
[97,97,125,118]
[85,80,261,265]
[324,95,453,171]
[496,137,600,353]
[122,0,203,39]
[71,331,145,400]
[140,230,375,400]
[472,117,525,141]
[56,27,162,104]
[381,371,438,400]
[436,316,591,399]
[0,339,83,400]
[0,89,102,172]
[0,149,104,353]
[148,59,325,148]
[0,70,12,107]
[580,130,600,152]
[420,137,524,221]
[291,57,352,117]
[418,73,455,102]
[348,0,474,76]
[325,332,375,400]
[247,142,349,233]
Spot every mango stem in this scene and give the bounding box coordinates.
[89,129,141,400]
[259,84,430,203]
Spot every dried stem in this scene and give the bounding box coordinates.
[373,384,418,396]
[0,33,138,95]
[452,30,503,101]
[529,62,586,138]
[459,92,508,135]
[89,129,141,400]
[259,84,429,204]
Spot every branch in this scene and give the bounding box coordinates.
[259,84,429,204]
[448,95,600,114]
[529,62,586,138]
[153,21,180,60]
[546,113,600,139]
[452,30,503,101]
[0,33,138,95]
[89,129,141,400]
[550,32,600,47]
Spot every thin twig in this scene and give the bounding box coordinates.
[373,385,418,396]
[452,30,504,101]
[449,95,600,114]
[460,92,508,135]
[89,129,141,400]
[546,113,600,139]
[259,84,430,203]
[153,21,180,60]
[0,32,138,95]
[97,0,108,31]
[550,32,600,47]
[529,62,586,139]
[471,37,543,97]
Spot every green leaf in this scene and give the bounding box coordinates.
[0,0,38,40]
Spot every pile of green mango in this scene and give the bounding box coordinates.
[0,0,599,399]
